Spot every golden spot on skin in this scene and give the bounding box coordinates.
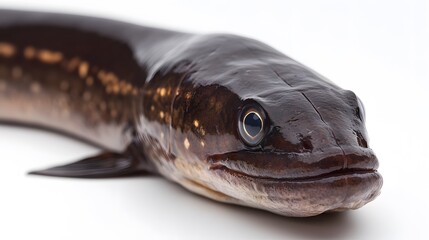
[185,91,192,100]
[11,66,23,79]
[126,84,133,91]
[86,77,94,86]
[200,141,205,147]
[150,105,155,111]
[193,120,200,128]
[78,62,89,78]
[83,91,92,101]
[65,57,81,72]
[98,70,119,85]
[85,68,134,95]
[0,81,7,92]
[60,80,69,91]
[37,49,63,64]
[98,70,131,96]
[0,42,16,57]
[184,138,190,149]
[159,111,165,119]
[111,84,120,94]
[30,82,41,94]
[119,81,133,95]
[24,46,36,59]
[159,88,166,97]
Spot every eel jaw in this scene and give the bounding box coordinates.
[208,165,382,217]
[206,149,383,217]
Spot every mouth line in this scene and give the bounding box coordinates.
[209,164,377,182]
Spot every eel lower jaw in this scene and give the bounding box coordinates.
[205,147,382,216]
[206,158,382,217]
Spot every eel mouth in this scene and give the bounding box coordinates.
[209,165,378,183]
[206,146,383,216]
[207,146,379,182]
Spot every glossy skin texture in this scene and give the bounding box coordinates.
[0,9,382,217]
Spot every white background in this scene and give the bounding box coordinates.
[0,0,428,239]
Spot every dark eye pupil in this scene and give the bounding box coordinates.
[244,112,262,137]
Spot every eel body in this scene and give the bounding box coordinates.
[0,9,382,217]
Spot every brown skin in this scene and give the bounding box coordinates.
[0,9,382,217]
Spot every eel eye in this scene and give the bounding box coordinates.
[238,103,267,146]
[244,111,263,137]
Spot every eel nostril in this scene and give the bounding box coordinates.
[298,134,313,151]
[354,130,368,148]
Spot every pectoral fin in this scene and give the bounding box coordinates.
[29,151,144,178]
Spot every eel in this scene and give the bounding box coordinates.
[0,9,382,217]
